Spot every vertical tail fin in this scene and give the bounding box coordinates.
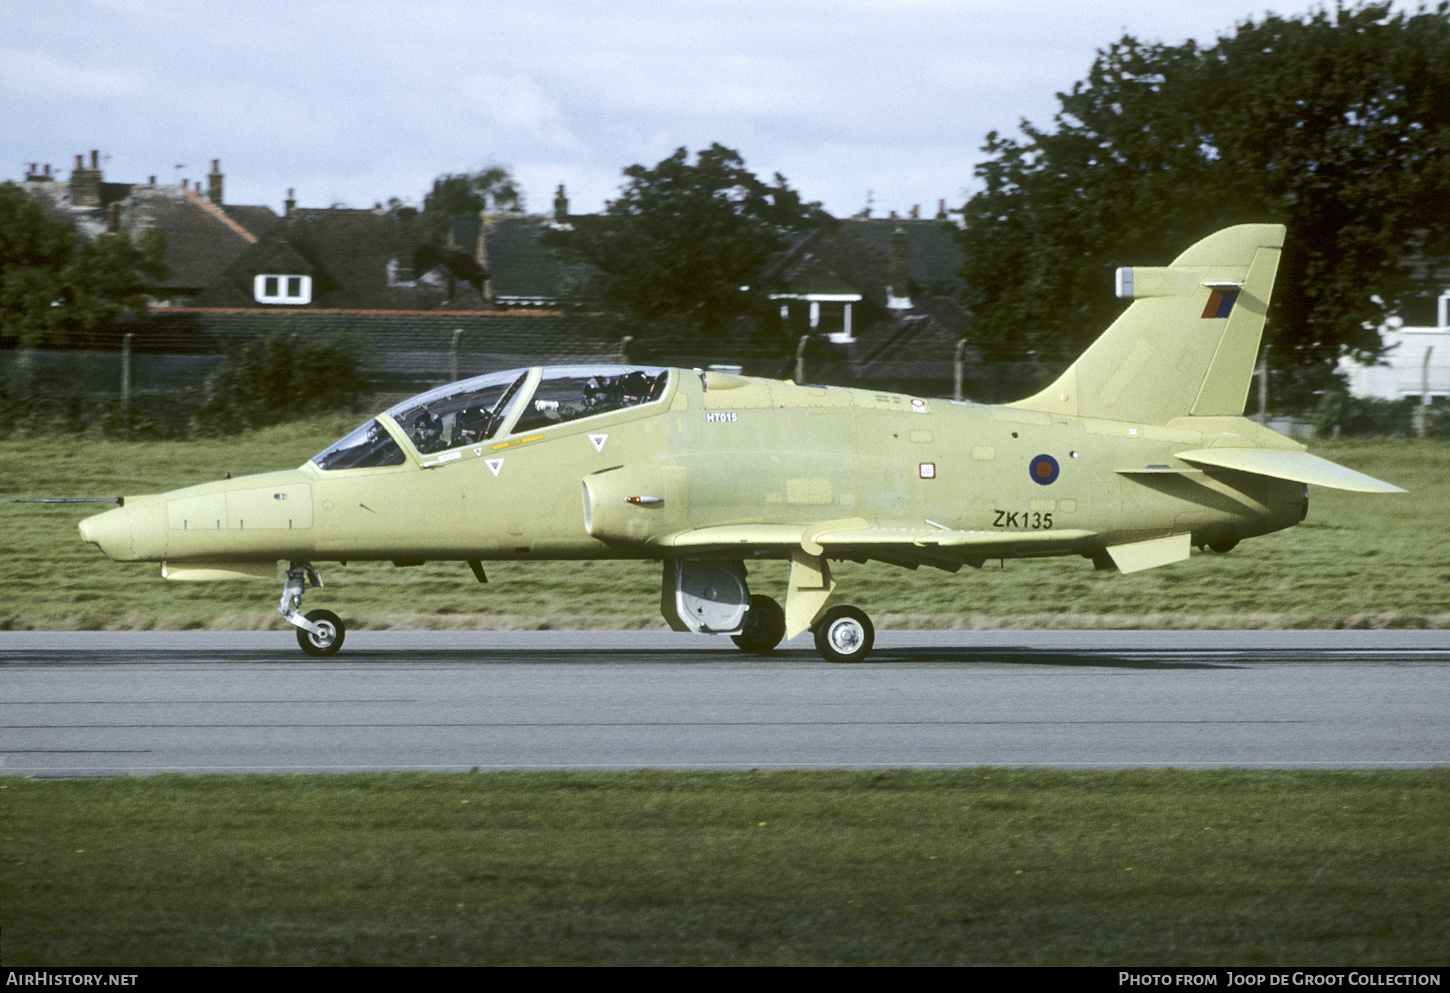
[1009,224,1285,424]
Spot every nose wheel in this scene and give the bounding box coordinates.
[296,609,345,657]
[813,605,874,663]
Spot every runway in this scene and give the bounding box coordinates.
[2,629,1447,776]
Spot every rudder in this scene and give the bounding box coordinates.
[1008,224,1285,424]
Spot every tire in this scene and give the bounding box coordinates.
[731,594,787,654]
[296,609,345,657]
[813,605,874,663]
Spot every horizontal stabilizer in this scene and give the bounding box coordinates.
[1174,449,1405,493]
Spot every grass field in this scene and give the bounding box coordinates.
[3,769,1447,966]
[2,423,1445,631]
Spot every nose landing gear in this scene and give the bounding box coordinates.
[279,562,346,657]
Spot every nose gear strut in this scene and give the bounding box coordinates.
[278,562,346,656]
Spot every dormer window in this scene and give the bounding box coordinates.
[254,274,312,305]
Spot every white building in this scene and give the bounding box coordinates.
[1339,291,1450,401]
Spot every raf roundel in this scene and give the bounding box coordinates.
[1029,454,1060,486]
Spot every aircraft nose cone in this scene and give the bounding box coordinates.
[79,505,133,561]
[79,502,166,562]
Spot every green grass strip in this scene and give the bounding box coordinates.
[3,769,1447,966]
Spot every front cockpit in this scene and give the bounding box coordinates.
[310,365,671,471]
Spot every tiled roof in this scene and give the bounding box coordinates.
[196,207,490,310]
[21,181,259,293]
[221,204,283,240]
[481,213,578,303]
[838,218,964,297]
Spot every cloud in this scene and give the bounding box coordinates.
[457,73,584,152]
[0,47,142,100]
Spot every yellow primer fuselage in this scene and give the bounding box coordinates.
[80,370,1307,572]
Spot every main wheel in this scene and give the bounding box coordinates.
[813,605,874,663]
[732,594,787,654]
[296,609,345,657]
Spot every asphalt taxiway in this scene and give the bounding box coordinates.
[2,629,1447,776]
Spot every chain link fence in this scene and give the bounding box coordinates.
[4,331,1446,440]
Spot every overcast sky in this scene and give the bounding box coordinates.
[1,0,1398,219]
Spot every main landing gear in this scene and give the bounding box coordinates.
[279,562,346,657]
[666,557,879,663]
[813,605,875,664]
[731,595,787,654]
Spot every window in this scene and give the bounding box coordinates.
[391,371,528,455]
[511,367,669,434]
[254,273,312,305]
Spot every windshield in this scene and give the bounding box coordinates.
[312,419,406,470]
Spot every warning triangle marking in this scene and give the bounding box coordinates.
[589,434,608,452]
[486,459,504,477]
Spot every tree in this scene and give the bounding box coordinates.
[0,182,168,348]
[417,166,520,247]
[542,144,831,339]
[957,2,1450,395]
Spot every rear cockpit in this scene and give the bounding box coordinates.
[311,365,671,471]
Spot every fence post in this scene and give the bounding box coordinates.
[954,338,968,402]
[121,333,133,441]
[1256,346,1269,426]
[795,335,809,384]
[1417,345,1433,439]
[619,336,633,364]
[450,329,462,382]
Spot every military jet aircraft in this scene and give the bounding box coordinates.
[75,224,1401,661]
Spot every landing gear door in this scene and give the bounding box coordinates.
[661,559,749,635]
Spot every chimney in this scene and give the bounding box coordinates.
[553,183,569,224]
[70,150,102,208]
[149,175,156,186]
[936,198,947,220]
[207,159,224,205]
[887,226,912,310]
[284,188,296,216]
[910,204,920,219]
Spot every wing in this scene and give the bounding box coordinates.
[658,518,1099,568]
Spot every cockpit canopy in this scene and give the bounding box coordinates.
[311,366,670,471]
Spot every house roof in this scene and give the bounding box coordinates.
[837,218,965,297]
[118,186,258,291]
[196,207,489,310]
[481,213,578,303]
[23,179,261,293]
